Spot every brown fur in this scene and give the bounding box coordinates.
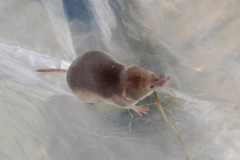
[37,51,169,109]
[67,51,125,99]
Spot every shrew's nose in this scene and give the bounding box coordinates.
[155,75,170,86]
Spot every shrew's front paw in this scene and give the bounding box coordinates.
[132,106,150,116]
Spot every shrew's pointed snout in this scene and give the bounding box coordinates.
[154,75,170,87]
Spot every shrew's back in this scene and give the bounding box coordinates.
[67,51,124,98]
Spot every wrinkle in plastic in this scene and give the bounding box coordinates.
[0,0,240,160]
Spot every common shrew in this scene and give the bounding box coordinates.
[37,51,169,116]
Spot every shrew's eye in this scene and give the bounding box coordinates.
[150,85,154,89]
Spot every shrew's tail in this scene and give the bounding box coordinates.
[36,69,67,73]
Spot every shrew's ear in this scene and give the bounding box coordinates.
[122,89,133,101]
[122,87,140,101]
[126,65,139,72]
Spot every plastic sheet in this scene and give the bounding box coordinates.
[0,0,240,160]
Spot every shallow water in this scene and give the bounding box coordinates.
[0,0,240,160]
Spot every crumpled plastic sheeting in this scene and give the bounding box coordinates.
[0,0,240,160]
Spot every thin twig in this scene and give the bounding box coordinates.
[142,102,175,118]
[153,91,189,160]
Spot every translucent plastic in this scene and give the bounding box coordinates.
[0,0,240,160]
